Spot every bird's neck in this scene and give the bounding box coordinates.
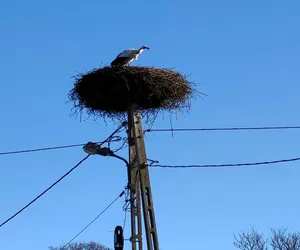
[138,47,145,53]
[136,49,144,56]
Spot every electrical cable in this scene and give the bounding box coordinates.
[0,143,90,156]
[0,121,126,157]
[0,154,90,228]
[112,153,129,166]
[0,122,127,228]
[103,122,127,145]
[123,210,128,231]
[0,125,298,157]
[63,190,125,247]
[107,136,122,148]
[122,189,130,230]
[151,157,300,168]
[0,139,121,157]
[145,126,300,133]
[113,138,128,153]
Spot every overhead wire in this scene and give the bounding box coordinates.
[0,154,90,228]
[0,122,127,229]
[0,125,299,157]
[112,138,128,153]
[63,190,125,247]
[0,143,91,156]
[112,153,129,166]
[0,123,298,226]
[145,126,300,133]
[0,122,127,157]
[151,157,300,168]
[0,139,121,157]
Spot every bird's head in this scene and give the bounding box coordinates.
[141,45,150,50]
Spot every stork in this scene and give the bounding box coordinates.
[111,45,150,66]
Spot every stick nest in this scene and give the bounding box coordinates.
[69,66,196,122]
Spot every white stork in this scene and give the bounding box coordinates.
[111,45,150,66]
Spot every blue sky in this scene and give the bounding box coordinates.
[1,0,300,249]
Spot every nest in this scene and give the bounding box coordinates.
[69,66,197,123]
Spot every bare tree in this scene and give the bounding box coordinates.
[234,228,267,250]
[270,228,300,250]
[234,228,300,250]
[49,241,110,250]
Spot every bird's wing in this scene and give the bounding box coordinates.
[111,56,130,66]
[117,49,137,58]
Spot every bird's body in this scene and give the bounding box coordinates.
[111,46,150,66]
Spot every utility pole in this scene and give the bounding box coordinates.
[128,104,143,250]
[127,104,159,250]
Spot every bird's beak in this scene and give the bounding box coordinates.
[145,46,150,50]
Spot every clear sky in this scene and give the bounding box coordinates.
[1,1,300,249]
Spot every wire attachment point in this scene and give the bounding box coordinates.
[147,158,159,165]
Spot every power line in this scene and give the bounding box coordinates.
[63,190,125,247]
[0,122,127,157]
[1,125,299,157]
[0,143,90,156]
[0,139,122,157]
[145,126,300,133]
[151,157,300,168]
[0,122,127,228]
[0,154,90,228]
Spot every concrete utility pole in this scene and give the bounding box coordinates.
[127,104,159,250]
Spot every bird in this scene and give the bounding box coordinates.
[111,45,150,66]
